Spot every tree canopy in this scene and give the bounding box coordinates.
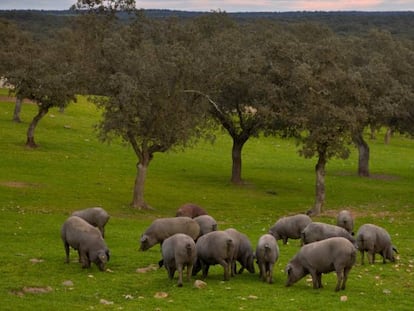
[87,16,209,208]
[1,9,413,212]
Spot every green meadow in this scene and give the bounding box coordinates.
[0,94,413,310]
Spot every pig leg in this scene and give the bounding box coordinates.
[310,270,319,289]
[186,263,193,282]
[63,241,70,263]
[381,250,387,264]
[218,259,230,281]
[342,266,352,290]
[317,272,323,288]
[167,265,175,280]
[201,262,210,280]
[368,251,375,264]
[79,250,90,268]
[335,270,344,292]
[230,260,236,277]
[77,250,82,263]
[176,264,183,287]
[192,259,202,276]
[258,262,266,282]
[268,263,274,284]
[360,250,365,265]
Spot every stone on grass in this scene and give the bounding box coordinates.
[154,292,168,299]
[193,280,207,289]
[62,280,74,287]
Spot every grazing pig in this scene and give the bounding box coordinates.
[356,224,398,264]
[285,237,356,291]
[159,233,197,287]
[336,210,354,235]
[71,207,110,238]
[225,228,255,275]
[192,231,235,281]
[255,234,279,284]
[175,203,208,218]
[61,216,110,271]
[140,217,200,251]
[301,222,356,245]
[194,215,218,237]
[269,214,312,245]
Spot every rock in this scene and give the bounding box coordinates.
[62,280,74,287]
[29,258,44,264]
[248,295,258,300]
[23,286,53,294]
[193,280,207,289]
[100,299,114,305]
[154,292,168,299]
[136,264,158,273]
[340,295,348,302]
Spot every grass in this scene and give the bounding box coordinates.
[0,94,413,310]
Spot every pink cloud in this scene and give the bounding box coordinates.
[285,0,386,11]
[135,0,414,12]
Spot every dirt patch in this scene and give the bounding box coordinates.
[0,181,37,188]
[10,286,53,296]
[369,174,400,181]
[0,96,34,104]
[334,171,399,181]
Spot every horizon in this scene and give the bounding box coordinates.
[0,8,413,13]
[0,0,413,13]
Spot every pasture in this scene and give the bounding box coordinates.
[0,95,413,310]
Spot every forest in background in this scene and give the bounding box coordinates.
[1,9,414,39]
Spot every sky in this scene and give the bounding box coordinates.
[0,0,413,12]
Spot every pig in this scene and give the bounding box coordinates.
[285,237,356,291]
[175,203,208,218]
[269,214,312,244]
[192,231,235,281]
[224,228,255,275]
[356,223,398,264]
[336,210,354,235]
[71,207,110,238]
[301,222,356,245]
[194,215,218,237]
[255,234,279,284]
[61,216,110,271]
[140,217,200,251]
[159,233,197,287]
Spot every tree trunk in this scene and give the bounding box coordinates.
[26,106,49,148]
[354,132,370,177]
[369,125,376,140]
[131,152,153,209]
[384,128,392,145]
[231,138,246,184]
[13,97,23,123]
[307,149,326,216]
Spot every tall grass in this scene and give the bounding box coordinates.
[0,95,413,310]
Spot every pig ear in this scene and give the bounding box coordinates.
[392,246,399,254]
[285,264,292,274]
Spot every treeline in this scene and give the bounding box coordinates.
[1,9,414,39]
[1,2,413,214]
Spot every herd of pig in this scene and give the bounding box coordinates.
[60,204,398,291]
